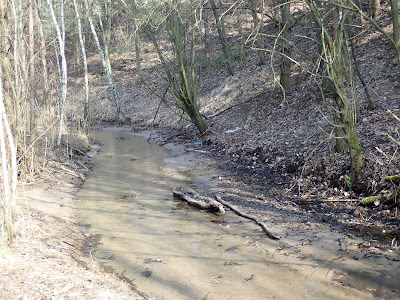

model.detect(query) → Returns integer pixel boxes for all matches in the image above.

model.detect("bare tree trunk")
[97,0,112,76]
[307,0,363,188]
[144,0,207,134]
[390,0,400,65]
[329,0,346,153]
[28,0,34,84]
[0,67,12,245]
[10,0,20,139]
[280,0,291,91]
[35,3,49,110]
[330,0,338,42]
[0,67,17,207]
[237,2,244,61]
[202,0,211,63]
[0,0,5,47]
[0,66,18,245]
[28,0,35,132]
[0,0,11,88]
[210,0,234,75]
[17,0,27,97]
[46,0,68,148]
[314,0,324,75]
[131,0,142,81]
[251,0,266,65]
[83,0,123,122]
[72,0,90,133]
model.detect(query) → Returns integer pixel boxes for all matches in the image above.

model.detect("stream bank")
[74,128,371,299]
[1,172,145,299]
[137,126,400,299]
[2,125,399,299]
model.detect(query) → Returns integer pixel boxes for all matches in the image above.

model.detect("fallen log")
[361,190,400,206]
[360,174,400,206]
[173,188,225,213]
[215,195,280,240]
[360,195,385,206]
[385,175,400,185]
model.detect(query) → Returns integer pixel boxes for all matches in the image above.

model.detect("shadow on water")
[74,129,372,300]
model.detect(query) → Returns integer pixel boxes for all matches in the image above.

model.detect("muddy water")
[74,129,366,300]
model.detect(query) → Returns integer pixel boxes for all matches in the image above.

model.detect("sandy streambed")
[10,126,400,299]
[73,127,397,299]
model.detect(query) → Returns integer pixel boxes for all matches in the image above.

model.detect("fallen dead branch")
[295,198,360,203]
[172,188,280,240]
[172,188,225,213]
[361,190,400,206]
[215,195,280,240]
[58,165,85,181]
[385,175,400,185]
[361,174,400,206]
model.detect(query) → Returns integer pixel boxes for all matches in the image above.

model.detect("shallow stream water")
[74,129,367,299]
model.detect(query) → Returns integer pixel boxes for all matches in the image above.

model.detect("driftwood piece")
[173,188,225,213]
[215,195,280,240]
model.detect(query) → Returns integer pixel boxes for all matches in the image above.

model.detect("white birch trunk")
[46,0,68,147]
[83,0,123,122]
[0,66,17,244]
[72,0,90,132]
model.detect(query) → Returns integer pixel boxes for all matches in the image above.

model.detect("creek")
[74,128,367,300]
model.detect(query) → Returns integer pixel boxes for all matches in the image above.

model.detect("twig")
[58,165,85,180]
[215,195,280,240]
[17,118,59,164]
[287,127,335,195]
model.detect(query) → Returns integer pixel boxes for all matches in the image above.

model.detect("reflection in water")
[74,129,360,300]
